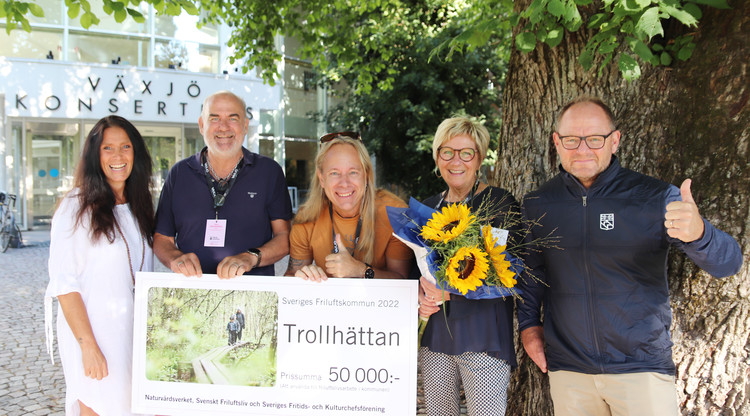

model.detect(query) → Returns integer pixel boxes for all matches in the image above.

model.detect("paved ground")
[0,231,449,415]
[0,231,65,416]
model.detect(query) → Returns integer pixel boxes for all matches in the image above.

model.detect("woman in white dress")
[45,116,154,415]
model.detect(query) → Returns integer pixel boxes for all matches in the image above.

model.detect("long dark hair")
[73,116,154,246]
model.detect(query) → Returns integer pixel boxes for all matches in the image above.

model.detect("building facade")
[1,0,328,230]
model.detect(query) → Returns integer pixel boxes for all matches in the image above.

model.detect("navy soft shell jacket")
[518,157,742,375]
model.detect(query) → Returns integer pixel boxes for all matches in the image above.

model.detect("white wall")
[1,57,279,124]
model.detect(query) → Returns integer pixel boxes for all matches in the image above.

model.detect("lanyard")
[329,203,362,255]
[202,151,242,218]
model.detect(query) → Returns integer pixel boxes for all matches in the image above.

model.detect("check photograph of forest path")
[145,287,278,387]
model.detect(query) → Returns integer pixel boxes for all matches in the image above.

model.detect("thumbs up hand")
[665,179,705,242]
[325,233,367,278]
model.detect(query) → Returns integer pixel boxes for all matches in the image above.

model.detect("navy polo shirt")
[155,147,293,275]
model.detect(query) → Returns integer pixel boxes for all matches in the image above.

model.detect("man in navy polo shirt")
[154,90,293,278]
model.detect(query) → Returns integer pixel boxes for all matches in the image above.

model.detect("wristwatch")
[364,262,374,279]
[247,248,262,267]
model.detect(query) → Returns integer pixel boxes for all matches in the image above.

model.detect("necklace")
[435,179,480,209]
[206,154,240,187]
[114,219,145,286]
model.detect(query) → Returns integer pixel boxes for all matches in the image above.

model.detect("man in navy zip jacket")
[518,96,743,416]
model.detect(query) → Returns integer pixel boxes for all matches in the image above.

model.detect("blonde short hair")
[432,116,490,164]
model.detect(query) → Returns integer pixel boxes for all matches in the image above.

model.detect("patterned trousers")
[420,347,510,416]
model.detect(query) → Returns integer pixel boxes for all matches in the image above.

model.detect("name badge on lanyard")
[204,219,227,247]
[201,150,242,248]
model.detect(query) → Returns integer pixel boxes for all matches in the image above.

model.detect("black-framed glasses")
[320,131,361,143]
[557,130,616,150]
[438,146,477,162]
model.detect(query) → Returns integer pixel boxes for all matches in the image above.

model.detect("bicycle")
[0,192,22,252]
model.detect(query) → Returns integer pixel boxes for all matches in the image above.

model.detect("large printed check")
[132,272,419,415]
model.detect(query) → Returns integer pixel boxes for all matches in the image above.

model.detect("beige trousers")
[548,370,679,416]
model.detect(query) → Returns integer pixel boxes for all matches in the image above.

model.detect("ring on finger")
[177,261,184,266]
[670,220,674,228]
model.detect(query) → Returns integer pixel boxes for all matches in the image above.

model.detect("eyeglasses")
[438,146,477,162]
[557,130,616,150]
[320,131,361,143]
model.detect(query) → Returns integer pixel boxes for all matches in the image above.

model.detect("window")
[68,32,149,66]
[0,29,62,60]
[28,0,63,25]
[155,12,218,44]
[284,140,317,204]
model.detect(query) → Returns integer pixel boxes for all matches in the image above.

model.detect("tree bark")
[496,1,750,415]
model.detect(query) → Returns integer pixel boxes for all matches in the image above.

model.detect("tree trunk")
[496,1,750,415]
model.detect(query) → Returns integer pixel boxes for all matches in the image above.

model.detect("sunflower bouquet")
[386,196,529,344]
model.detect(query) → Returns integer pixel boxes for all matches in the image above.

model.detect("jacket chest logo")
[600,213,615,230]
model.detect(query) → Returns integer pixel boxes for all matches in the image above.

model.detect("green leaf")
[165,2,179,15]
[660,51,673,65]
[516,32,537,53]
[180,1,199,15]
[523,0,546,18]
[114,8,126,22]
[547,0,565,18]
[545,27,564,47]
[688,0,730,9]
[67,2,81,19]
[677,42,696,60]
[536,28,547,42]
[21,18,31,32]
[598,53,614,77]
[574,0,593,4]
[80,11,92,28]
[579,49,594,70]
[634,6,664,40]
[127,8,145,23]
[623,0,650,11]
[563,4,582,31]
[28,3,44,17]
[152,0,166,14]
[598,39,618,54]
[651,43,664,51]
[510,12,521,27]
[526,0,547,24]
[588,13,608,29]
[79,0,91,13]
[465,28,491,47]
[620,20,634,34]
[683,3,702,19]
[660,3,698,26]
[630,38,654,62]
[618,53,641,81]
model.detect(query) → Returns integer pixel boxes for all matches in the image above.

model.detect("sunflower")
[445,246,489,295]
[482,225,517,288]
[421,203,476,243]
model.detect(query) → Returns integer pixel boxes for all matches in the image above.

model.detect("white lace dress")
[45,192,153,415]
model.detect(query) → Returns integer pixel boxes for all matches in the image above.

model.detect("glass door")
[137,124,182,202]
[27,121,80,228]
